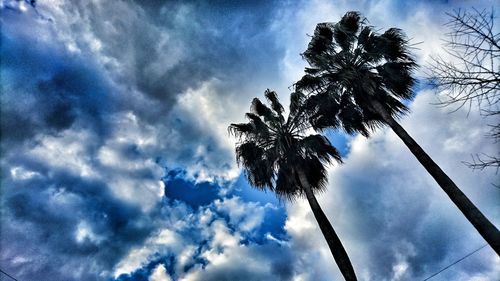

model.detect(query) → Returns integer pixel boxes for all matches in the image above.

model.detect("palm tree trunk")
[371,100,500,256]
[297,169,358,281]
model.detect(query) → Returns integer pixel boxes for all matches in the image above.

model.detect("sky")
[0,0,499,280]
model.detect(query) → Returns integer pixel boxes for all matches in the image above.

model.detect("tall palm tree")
[229,89,357,281]
[296,11,499,255]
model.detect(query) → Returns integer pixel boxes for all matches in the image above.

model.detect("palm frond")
[334,11,362,51]
[305,92,342,130]
[303,157,329,194]
[295,74,325,92]
[235,141,274,189]
[377,61,416,99]
[375,90,410,118]
[287,91,312,132]
[338,103,370,136]
[304,67,322,75]
[301,134,342,164]
[251,98,276,123]
[275,164,301,200]
[357,26,372,47]
[289,91,305,116]
[303,22,336,65]
[379,28,412,61]
[265,89,285,119]
[228,122,253,138]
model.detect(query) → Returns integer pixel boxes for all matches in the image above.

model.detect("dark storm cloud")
[1,165,155,281]
[48,0,284,118]
[6,0,286,179]
[1,5,157,280]
[0,3,291,275]
[5,1,497,281]
[0,27,113,150]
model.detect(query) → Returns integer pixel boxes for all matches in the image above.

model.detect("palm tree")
[229,89,358,281]
[296,11,499,255]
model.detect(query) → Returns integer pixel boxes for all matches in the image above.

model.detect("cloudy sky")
[1,0,499,280]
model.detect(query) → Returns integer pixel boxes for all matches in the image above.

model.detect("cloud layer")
[1,0,498,281]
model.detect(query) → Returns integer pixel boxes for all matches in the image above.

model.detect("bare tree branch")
[463,154,500,174]
[427,8,500,171]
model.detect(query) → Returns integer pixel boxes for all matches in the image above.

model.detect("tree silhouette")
[229,89,357,280]
[427,8,500,172]
[296,11,499,255]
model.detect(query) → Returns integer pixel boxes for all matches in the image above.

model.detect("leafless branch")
[463,153,500,174]
[427,8,500,111]
[427,8,500,171]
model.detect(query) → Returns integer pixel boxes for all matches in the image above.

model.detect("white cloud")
[109,191,296,281]
[75,220,104,244]
[23,115,165,212]
[149,264,173,281]
[180,225,292,281]
[214,197,266,232]
[10,166,41,180]
[113,226,187,278]
[167,79,245,183]
[29,129,98,178]
[283,199,342,281]
[96,112,165,210]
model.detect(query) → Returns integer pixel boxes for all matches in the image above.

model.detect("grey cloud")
[5,1,499,281]
[0,25,114,151]
[1,167,155,281]
[9,0,284,181]
[315,91,500,280]
[45,0,284,111]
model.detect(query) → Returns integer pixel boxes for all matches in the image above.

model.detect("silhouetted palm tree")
[229,89,357,280]
[296,11,499,255]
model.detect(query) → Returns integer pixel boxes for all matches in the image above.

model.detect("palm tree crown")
[229,89,342,200]
[297,11,417,136]
[296,11,500,255]
[229,90,358,280]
